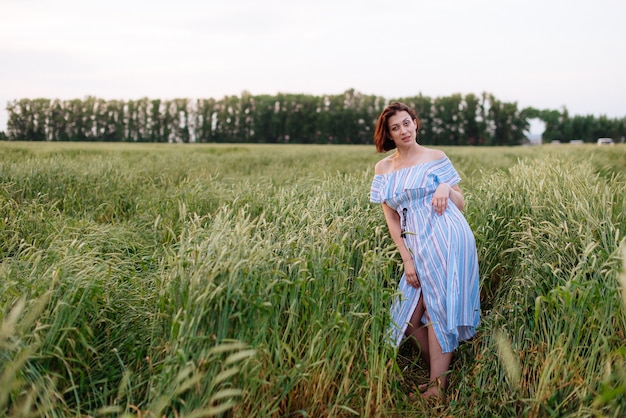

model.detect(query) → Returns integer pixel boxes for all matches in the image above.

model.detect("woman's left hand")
[432,183,451,215]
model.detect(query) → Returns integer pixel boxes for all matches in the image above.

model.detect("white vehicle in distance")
[597,137,615,145]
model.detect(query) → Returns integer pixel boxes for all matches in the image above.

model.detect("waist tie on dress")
[400,208,408,238]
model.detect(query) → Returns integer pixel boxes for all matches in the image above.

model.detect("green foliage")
[5,93,626,145]
[4,91,542,146]
[541,108,626,143]
[459,154,626,417]
[0,142,625,417]
[6,89,626,146]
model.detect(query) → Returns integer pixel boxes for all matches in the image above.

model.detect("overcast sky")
[1,0,625,133]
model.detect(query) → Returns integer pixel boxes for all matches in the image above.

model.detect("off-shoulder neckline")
[375,156,448,177]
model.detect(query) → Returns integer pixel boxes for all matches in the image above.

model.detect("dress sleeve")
[370,174,384,204]
[436,158,461,186]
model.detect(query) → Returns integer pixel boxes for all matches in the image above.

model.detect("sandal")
[407,381,431,400]
[421,378,446,403]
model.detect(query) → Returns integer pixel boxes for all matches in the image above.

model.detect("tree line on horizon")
[2,89,625,145]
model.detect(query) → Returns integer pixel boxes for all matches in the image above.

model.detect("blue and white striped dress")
[370,157,480,353]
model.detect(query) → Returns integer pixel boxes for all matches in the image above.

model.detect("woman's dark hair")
[374,102,421,153]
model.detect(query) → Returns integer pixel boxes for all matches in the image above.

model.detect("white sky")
[1,0,625,133]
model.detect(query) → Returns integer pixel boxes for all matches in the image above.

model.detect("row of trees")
[3,90,625,145]
[538,108,626,143]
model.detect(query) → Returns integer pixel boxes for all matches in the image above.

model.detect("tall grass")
[461,156,626,417]
[0,142,625,417]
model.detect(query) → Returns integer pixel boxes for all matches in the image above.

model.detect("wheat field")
[1,141,625,417]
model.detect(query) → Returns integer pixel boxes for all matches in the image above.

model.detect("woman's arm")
[433,183,464,214]
[382,203,420,288]
[449,184,464,211]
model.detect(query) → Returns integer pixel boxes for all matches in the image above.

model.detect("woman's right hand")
[404,258,420,288]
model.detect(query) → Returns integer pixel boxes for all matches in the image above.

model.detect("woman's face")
[387,110,417,146]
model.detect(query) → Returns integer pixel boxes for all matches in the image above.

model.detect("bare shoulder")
[423,148,447,161]
[374,156,394,175]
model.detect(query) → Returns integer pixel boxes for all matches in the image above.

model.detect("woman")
[369,102,480,400]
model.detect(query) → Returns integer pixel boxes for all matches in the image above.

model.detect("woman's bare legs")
[422,321,452,399]
[405,296,430,365]
[405,295,452,400]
